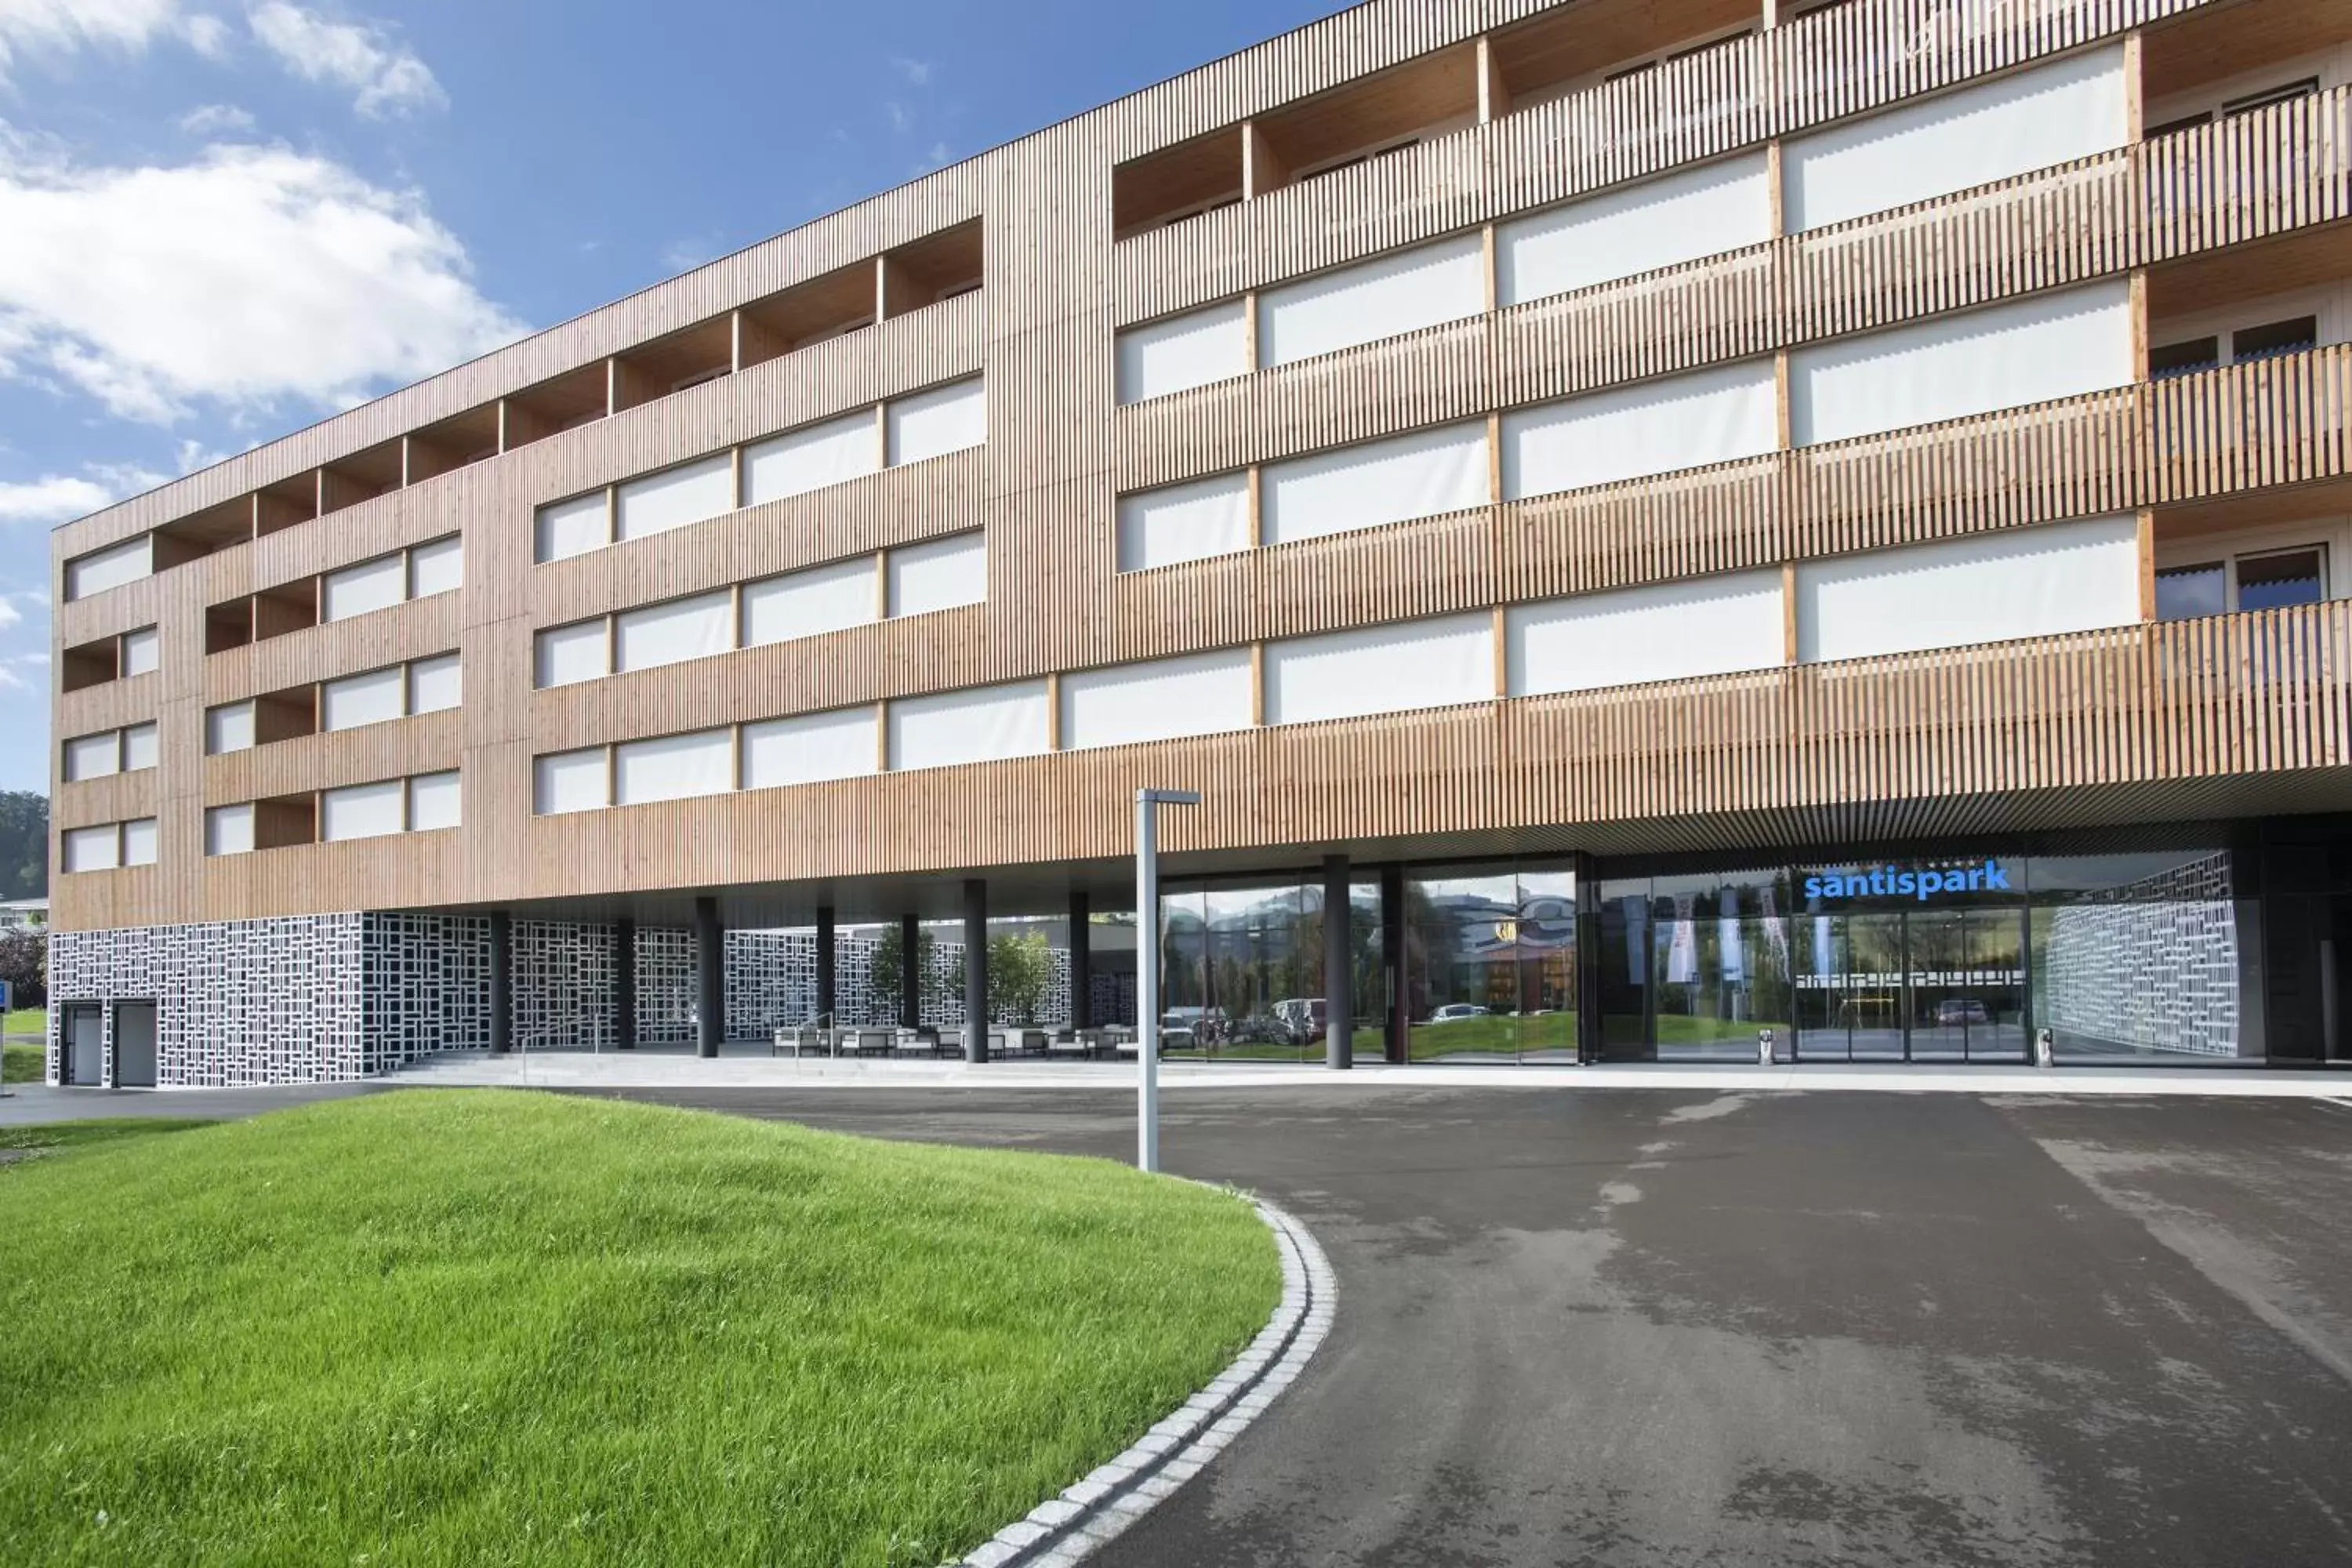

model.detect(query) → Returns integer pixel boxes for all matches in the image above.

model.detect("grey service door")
[114,1002,158,1088]
[65,1005,103,1086]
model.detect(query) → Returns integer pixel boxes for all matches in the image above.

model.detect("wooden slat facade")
[47,0,2349,931]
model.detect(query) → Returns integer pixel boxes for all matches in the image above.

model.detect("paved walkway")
[600,1083,2352,1567]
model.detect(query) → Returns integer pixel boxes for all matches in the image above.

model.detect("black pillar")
[964,878,989,1062]
[695,896,723,1058]
[1069,890,1091,1028]
[488,911,512,1054]
[815,906,837,1024]
[1381,862,1407,1065]
[898,913,921,1029]
[1324,855,1354,1070]
[615,918,637,1050]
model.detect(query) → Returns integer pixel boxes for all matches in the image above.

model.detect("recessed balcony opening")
[1487,0,1758,111]
[206,579,320,654]
[880,220,985,319]
[1112,128,1243,240]
[255,685,320,745]
[254,473,317,538]
[205,598,254,655]
[2142,0,2351,133]
[503,362,611,450]
[154,496,254,560]
[61,636,119,692]
[251,793,318,851]
[1246,43,1479,193]
[407,404,503,481]
[612,317,736,412]
[318,439,404,517]
[2151,478,2352,622]
[737,260,877,367]
[2146,224,2352,377]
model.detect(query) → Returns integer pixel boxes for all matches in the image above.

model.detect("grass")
[2,1039,41,1083]
[0,1091,1280,1566]
[0,1117,218,1156]
[2,1006,42,1035]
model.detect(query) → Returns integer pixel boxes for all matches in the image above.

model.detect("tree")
[987,931,1051,1025]
[0,927,46,1010]
[0,792,46,902]
[867,925,935,1023]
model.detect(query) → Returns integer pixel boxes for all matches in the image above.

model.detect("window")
[205,803,256,856]
[1059,649,1254,751]
[63,733,122,782]
[64,535,152,601]
[2154,562,2226,621]
[741,558,877,647]
[1261,423,1489,546]
[408,653,463,714]
[885,533,987,617]
[2146,111,2212,138]
[1257,235,1485,368]
[121,626,161,677]
[1504,360,1777,497]
[535,619,612,688]
[408,771,462,831]
[2222,78,2318,118]
[742,410,880,504]
[321,666,406,731]
[1498,153,1773,306]
[2237,548,2326,612]
[886,379,986,466]
[122,817,158,867]
[1262,614,1494,725]
[1116,302,1250,404]
[62,825,121,873]
[321,553,407,622]
[122,722,158,771]
[321,779,407,842]
[1117,473,1252,572]
[1508,572,1785,696]
[615,454,734,543]
[2230,317,2318,365]
[740,707,879,789]
[408,535,463,597]
[206,701,257,755]
[887,681,1051,771]
[2150,337,2220,379]
[533,748,610,815]
[615,590,733,673]
[1795,515,2141,662]
[615,729,735,804]
[536,492,612,563]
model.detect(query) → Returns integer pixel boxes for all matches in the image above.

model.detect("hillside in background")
[0,793,45,901]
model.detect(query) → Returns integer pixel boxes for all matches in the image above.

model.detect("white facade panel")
[1116,301,1250,403]
[615,590,735,673]
[1508,572,1787,696]
[1059,648,1255,751]
[1258,234,1486,368]
[534,619,611,688]
[408,653,462,714]
[742,411,880,504]
[321,553,408,622]
[1264,613,1494,726]
[121,817,158,867]
[408,535,463,598]
[887,532,988,617]
[1788,281,2134,445]
[408,771,462,831]
[535,492,611,563]
[615,453,734,543]
[206,701,256,756]
[321,779,406,842]
[615,729,735,805]
[121,722,159,771]
[1796,514,2143,662]
[66,535,152,600]
[1784,44,2129,231]
[120,626,161,677]
[1116,473,1253,572]
[1262,423,1490,546]
[64,733,120,782]
[887,378,987,466]
[741,707,880,790]
[1504,360,1779,499]
[205,803,256,855]
[1499,151,1773,304]
[63,825,120,873]
[741,558,877,647]
[321,666,407,731]
[887,681,1051,772]
[533,748,610,815]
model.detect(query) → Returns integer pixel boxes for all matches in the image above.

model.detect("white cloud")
[0,135,526,423]
[0,597,20,630]
[247,2,444,118]
[0,473,114,524]
[0,0,217,72]
[177,101,256,136]
[0,653,49,691]
[890,56,931,86]
[884,100,911,134]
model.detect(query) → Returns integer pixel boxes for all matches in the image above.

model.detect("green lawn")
[2,1040,42,1083]
[2,1006,41,1035]
[0,1091,1279,1566]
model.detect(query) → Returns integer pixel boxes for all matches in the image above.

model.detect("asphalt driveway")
[602,1084,2352,1567]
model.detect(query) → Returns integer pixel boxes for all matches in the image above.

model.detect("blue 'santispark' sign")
[1803,859,2012,903]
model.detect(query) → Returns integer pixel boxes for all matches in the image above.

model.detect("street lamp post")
[1134,786,1200,1173]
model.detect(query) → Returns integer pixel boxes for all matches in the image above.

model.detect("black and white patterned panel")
[635,927,697,1043]
[512,920,618,1051]
[362,914,494,1069]
[2043,850,2242,1058]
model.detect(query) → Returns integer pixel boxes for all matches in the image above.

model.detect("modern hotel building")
[44,0,2352,1084]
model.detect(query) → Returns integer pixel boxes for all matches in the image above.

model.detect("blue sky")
[0,0,1341,792]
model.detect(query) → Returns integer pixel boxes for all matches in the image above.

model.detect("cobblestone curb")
[949,1192,1334,1567]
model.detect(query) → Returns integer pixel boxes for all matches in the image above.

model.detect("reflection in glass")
[2236,548,2324,612]
[1407,869,1522,1061]
[2029,848,2252,1062]
[1516,869,1579,1062]
[2154,562,2226,621]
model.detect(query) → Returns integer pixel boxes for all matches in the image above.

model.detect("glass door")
[1909,908,2029,1062]
[1794,914,1906,1061]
